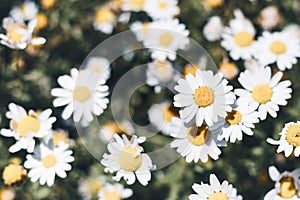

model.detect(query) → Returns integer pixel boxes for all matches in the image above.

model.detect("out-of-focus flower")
[10,1,38,22]
[283,24,300,40]
[99,121,133,143]
[24,142,74,187]
[2,163,27,186]
[98,183,133,200]
[51,68,109,123]
[174,69,235,127]
[142,19,190,61]
[44,129,74,148]
[35,13,48,30]
[244,58,260,70]
[93,6,116,34]
[148,101,179,135]
[221,9,256,60]
[203,0,224,9]
[85,57,111,81]
[0,103,56,153]
[78,176,106,200]
[219,99,260,143]
[130,21,150,41]
[121,0,146,12]
[0,17,46,49]
[189,174,243,200]
[170,117,226,163]
[144,0,180,20]
[0,188,15,200]
[235,66,292,120]
[253,31,300,71]
[40,0,56,9]
[146,60,179,93]
[267,121,300,158]
[258,5,281,30]
[218,59,239,80]
[182,57,208,77]
[101,135,155,186]
[264,166,300,200]
[203,16,223,41]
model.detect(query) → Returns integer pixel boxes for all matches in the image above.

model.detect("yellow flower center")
[129,0,145,9]
[41,154,57,168]
[208,192,229,200]
[118,147,142,172]
[52,131,68,147]
[278,176,297,198]
[163,106,178,122]
[252,84,273,104]
[159,32,173,46]
[285,124,300,147]
[219,61,238,79]
[194,86,215,107]
[2,164,26,185]
[94,7,115,24]
[187,125,209,146]
[158,1,167,9]
[7,24,26,43]
[73,86,91,103]
[270,41,287,55]
[154,61,169,77]
[226,110,242,125]
[104,189,121,200]
[35,13,48,30]
[234,31,254,47]
[16,115,40,137]
[204,0,224,8]
[40,0,56,9]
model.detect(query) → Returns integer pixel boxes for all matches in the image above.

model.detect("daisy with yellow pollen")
[253,31,300,71]
[93,6,116,34]
[2,163,27,186]
[99,121,133,143]
[148,101,179,135]
[170,117,226,163]
[146,60,180,93]
[264,166,300,200]
[267,121,300,157]
[121,0,146,12]
[51,68,109,123]
[0,103,56,153]
[10,1,38,21]
[98,183,133,200]
[143,19,190,61]
[24,142,74,187]
[221,9,256,61]
[235,66,292,120]
[144,0,180,20]
[219,99,260,143]
[78,176,106,200]
[189,174,243,200]
[174,69,235,127]
[0,17,46,49]
[101,134,155,186]
[85,56,111,81]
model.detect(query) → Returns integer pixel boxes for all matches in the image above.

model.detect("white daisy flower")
[130,21,151,41]
[182,56,208,77]
[0,103,56,153]
[101,134,155,186]
[267,121,300,157]
[85,56,111,81]
[174,69,236,127]
[283,24,300,40]
[235,66,292,120]
[257,5,281,30]
[148,101,178,135]
[253,31,300,71]
[142,19,190,61]
[144,0,180,20]
[189,174,243,200]
[44,129,74,148]
[146,60,180,93]
[203,16,224,42]
[78,176,106,200]
[24,142,74,187]
[121,0,146,12]
[219,99,260,143]
[99,121,134,143]
[98,183,133,200]
[221,9,256,60]
[264,166,300,200]
[0,17,46,49]
[218,59,239,80]
[51,68,109,123]
[170,117,226,163]
[10,1,38,22]
[93,6,116,34]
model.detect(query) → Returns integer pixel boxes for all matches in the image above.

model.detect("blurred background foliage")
[0,0,300,199]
